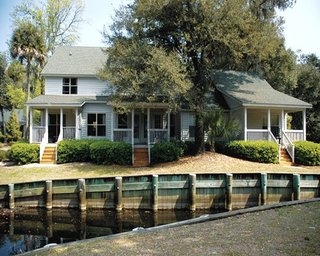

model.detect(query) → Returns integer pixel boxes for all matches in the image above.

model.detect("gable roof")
[213,70,312,109]
[42,46,106,77]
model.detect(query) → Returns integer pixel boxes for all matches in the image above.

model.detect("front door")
[48,114,65,143]
[134,113,147,145]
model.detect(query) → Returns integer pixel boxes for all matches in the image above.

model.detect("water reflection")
[0,208,219,255]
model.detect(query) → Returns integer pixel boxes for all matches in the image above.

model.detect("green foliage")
[0,150,8,161]
[151,141,183,163]
[294,141,320,166]
[6,111,22,142]
[225,140,279,163]
[57,140,94,164]
[89,141,132,165]
[8,143,39,165]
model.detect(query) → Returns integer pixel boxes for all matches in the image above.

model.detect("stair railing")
[268,130,281,163]
[39,130,48,161]
[281,131,295,163]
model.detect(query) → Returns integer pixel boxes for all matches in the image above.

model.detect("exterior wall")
[180,111,195,141]
[80,103,113,140]
[45,77,109,96]
[46,109,75,126]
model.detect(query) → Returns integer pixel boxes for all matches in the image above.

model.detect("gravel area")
[28,201,320,256]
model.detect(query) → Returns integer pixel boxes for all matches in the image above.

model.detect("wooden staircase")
[280,148,292,165]
[133,148,149,167]
[40,146,56,164]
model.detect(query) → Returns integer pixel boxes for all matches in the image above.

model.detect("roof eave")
[242,103,312,109]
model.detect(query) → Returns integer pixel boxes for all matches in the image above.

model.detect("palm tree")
[203,109,240,151]
[10,21,46,138]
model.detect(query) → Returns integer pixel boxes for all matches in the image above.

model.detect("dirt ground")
[0,152,319,185]
[28,201,320,256]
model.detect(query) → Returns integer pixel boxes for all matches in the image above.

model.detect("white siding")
[80,103,113,140]
[180,112,195,141]
[44,76,110,96]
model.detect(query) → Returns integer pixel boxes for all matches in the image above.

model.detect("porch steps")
[280,148,292,165]
[133,148,149,167]
[40,146,56,164]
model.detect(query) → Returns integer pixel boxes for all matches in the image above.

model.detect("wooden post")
[115,177,123,211]
[261,173,267,206]
[80,211,87,240]
[9,211,14,236]
[78,179,86,211]
[152,175,158,212]
[46,210,53,238]
[8,184,14,209]
[189,174,196,211]
[293,174,301,200]
[46,180,53,210]
[226,174,233,211]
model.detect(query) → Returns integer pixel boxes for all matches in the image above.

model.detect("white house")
[26,46,311,165]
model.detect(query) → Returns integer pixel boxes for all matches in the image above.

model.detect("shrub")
[8,143,39,165]
[225,140,278,164]
[294,141,320,166]
[0,150,8,161]
[90,141,131,165]
[151,141,183,163]
[57,140,95,164]
[6,111,22,142]
[183,141,198,156]
[0,142,3,148]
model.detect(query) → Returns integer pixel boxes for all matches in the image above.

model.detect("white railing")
[149,129,168,144]
[284,130,304,142]
[113,129,133,144]
[282,131,295,163]
[63,127,76,140]
[32,126,45,143]
[39,130,48,161]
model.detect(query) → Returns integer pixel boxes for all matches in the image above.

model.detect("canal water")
[0,208,221,255]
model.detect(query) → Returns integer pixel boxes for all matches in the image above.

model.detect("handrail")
[39,130,48,161]
[268,131,281,163]
[282,131,295,163]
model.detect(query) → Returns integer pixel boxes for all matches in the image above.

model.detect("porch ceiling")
[26,95,108,108]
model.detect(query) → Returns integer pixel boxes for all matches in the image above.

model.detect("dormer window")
[63,78,78,94]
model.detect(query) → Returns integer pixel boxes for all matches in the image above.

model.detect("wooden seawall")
[0,173,319,211]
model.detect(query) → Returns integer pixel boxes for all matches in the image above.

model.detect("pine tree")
[6,111,22,142]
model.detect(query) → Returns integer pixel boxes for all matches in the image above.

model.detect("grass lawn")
[0,152,319,185]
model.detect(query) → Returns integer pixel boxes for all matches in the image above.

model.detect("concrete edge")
[23,197,320,255]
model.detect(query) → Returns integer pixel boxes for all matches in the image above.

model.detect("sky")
[0,0,319,56]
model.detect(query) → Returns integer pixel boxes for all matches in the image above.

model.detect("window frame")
[62,77,78,95]
[87,113,106,137]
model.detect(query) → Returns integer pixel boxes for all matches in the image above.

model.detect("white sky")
[0,0,319,56]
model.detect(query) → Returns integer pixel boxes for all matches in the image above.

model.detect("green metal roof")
[42,46,106,77]
[26,95,108,107]
[213,70,312,109]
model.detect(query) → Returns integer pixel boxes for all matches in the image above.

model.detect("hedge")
[151,141,183,163]
[89,141,131,165]
[57,140,94,164]
[225,140,279,164]
[0,150,8,161]
[294,141,320,166]
[8,143,39,165]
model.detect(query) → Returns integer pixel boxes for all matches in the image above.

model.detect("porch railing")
[149,129,168,144]
[63,127,76,140]
[113,129,133,144]
[247,130,269,141]
[282,131,295,163]
[284,130,304,142]
[32,126,45,143]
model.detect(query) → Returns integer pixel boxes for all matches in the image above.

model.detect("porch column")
[244,107,247,141]
[29,108,33,144]
[75,108,79,139]
[281,110,285,133]
[284,112,288,130]
[147,108,150,164]
[267,109,271,141]
[131,108,134,145]
[110,109,114,141]
[303,109,307,141]
[60,108,63,140]
[167,110,171,141]
[45,108,49,143]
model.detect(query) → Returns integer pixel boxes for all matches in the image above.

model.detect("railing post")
[189,174,196,211]
[152,175,158,212]
[78,179,86,211]
[226,174,233,211]
[293,174,300,201]
[46,180,53,210]
[8,184,14,210]
[115,177,123,211]
[261,173,267,206]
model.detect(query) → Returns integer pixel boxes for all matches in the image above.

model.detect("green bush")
[6,111,22,142]
[0,142,3,148]
[0,150,8,161]
[151,141,183,163]
[90,141,132,165]
[8,143,39,165]
[294,141,320,166]
[225,140,279,163]
[57,140,95,164]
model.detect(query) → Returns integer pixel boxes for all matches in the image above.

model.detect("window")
[87,113,106,136]
[63,78,78,94]
[118,114,128,129]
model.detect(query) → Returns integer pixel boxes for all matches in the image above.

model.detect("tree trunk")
[194,110,205,154]
[24,60,31,139]
[0,108,7,143]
